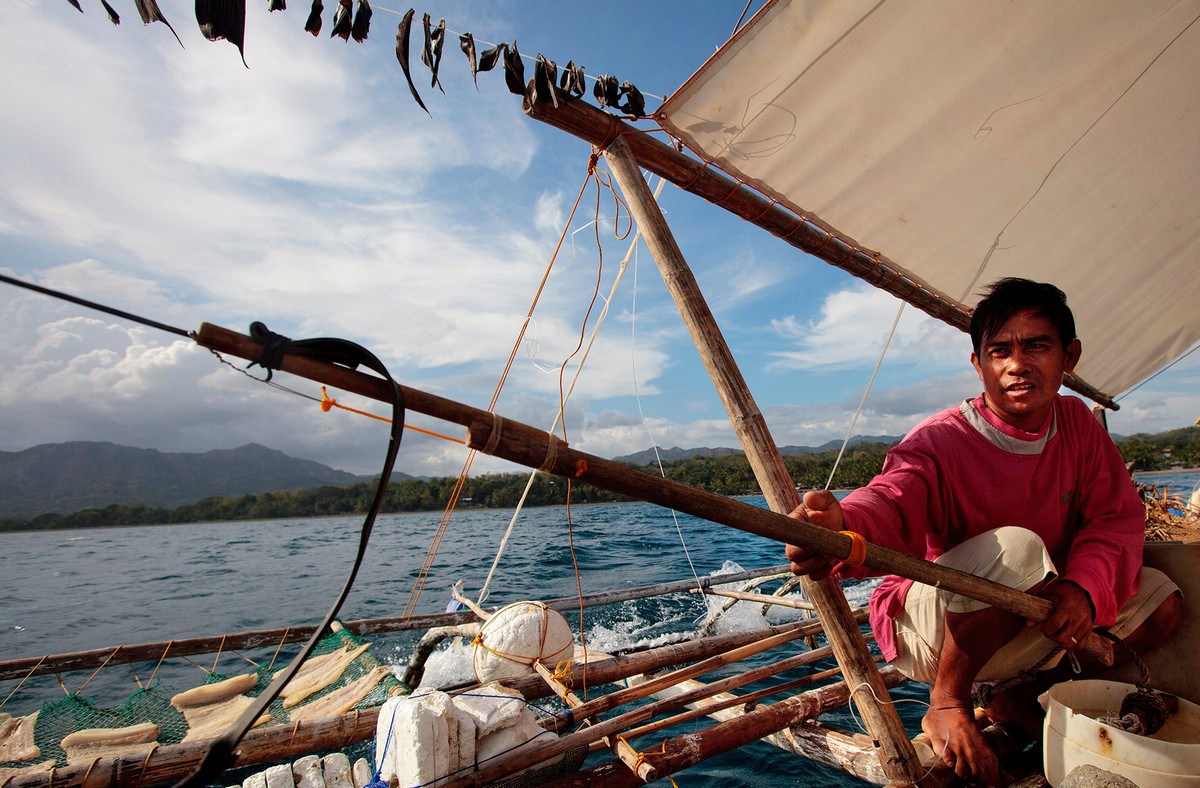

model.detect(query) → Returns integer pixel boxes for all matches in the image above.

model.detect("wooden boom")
[192,322,1113,665]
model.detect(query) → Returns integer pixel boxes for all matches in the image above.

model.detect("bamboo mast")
[600,137,924,785]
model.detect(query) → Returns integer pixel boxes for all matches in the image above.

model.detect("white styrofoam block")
[451,683,526,737]
[263,764,295,788]
[292,755,325,788]
[322,753,353,788]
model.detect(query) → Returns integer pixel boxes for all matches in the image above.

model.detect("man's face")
[970,308,1082,432]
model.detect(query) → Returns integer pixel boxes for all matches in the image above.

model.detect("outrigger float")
[4,1,1200,786]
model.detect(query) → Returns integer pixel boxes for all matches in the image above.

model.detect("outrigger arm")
[194,323,1117,667]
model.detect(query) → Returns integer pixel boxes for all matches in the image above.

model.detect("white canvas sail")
[660,0,1200,399]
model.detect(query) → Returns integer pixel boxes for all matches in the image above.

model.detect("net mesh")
[0,625,407,777]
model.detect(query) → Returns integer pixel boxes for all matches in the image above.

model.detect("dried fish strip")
[61,722,160,766]
[275,643,371,708]
[287,666,388,724]
[0,712,40,762]
[171,672,259,709]
[180,694,270,743]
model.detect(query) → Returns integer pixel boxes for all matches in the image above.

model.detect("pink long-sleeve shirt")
[837,394,1145,661]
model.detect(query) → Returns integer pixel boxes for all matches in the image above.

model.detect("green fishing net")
[0,626,407,779]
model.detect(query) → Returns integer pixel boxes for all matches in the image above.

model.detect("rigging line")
[475,175,666,608]
[402,163,599,620]
[627,208,704,599]
[825,302,905,491]
[1115,341,1200,402]
[0,272,192,338]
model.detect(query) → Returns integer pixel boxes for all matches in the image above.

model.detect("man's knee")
[1128,589,1184,651]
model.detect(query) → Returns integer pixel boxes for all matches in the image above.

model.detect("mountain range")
[2,437,905,520]
[611,435,902,466]
[0,442,394,519]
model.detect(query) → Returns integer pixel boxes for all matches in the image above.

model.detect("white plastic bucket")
[1040,679,1200,787]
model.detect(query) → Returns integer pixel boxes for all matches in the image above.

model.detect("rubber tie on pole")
[574,460,588,477]
[540,435,563,472]
[839,531,868,567]
[482,413,503,456]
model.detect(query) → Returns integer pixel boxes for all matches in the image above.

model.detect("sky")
[2,0,1198,480]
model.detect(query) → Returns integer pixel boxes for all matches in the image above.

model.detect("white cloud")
[768,284,969,371]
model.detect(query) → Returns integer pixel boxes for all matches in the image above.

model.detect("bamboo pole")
[520,95,1116,410]
[601,136,923,785]
[694,587,817,610]
[533,662,654,782]
[501,617,845,701]
[541,667,912,788]
[191,323,1115,670]
[0,565,789,681]
[542,620,819,728]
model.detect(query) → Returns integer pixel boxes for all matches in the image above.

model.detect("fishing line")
[846,681,946,784]
[1115,341,1200,402]
[0,271,192,338]
[824,301,904,490]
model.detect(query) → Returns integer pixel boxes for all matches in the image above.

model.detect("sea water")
[2,472,1195,786]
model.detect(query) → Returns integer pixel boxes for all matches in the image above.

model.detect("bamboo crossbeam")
[0,565,789,681]
[450,637,879,787]
[542,619,819,729]
[192,322,1114,669]
[618,663,853,745]
[693,587,817,610]
[520,95,1116,410]
[502,617,844,701]
[533,663,654,782]
[542,667,911,788]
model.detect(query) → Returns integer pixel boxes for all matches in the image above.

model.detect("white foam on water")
[414,638,476,689]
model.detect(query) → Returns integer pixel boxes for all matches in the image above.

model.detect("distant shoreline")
[1136,467,1200,478]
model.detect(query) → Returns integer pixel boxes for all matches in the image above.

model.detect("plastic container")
[1040,679,1200,786]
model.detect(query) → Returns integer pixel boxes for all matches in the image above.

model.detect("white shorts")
[890,526,1180,684]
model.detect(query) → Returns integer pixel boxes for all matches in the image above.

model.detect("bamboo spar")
[191,323,1114,659]
[599,137,923,784]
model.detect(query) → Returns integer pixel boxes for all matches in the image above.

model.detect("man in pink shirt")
[786,278,1183,787]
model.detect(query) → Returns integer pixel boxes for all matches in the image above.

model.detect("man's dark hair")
[969,278,1076,355]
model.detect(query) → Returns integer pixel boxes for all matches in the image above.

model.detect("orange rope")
[76,647,120,695]
[145,641,173,688]
[401,161,600,620]
[319,387,466,444]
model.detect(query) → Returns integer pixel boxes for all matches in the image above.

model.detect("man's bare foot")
[921,705,1001,786]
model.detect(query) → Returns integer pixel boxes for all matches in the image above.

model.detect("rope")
[839,530,868,567]
[475,177,663,608]
[319,386,466,444]
[400,162,598,621]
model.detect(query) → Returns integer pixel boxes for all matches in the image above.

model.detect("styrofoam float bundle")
[472,601,575,683]
[374,684,559,786]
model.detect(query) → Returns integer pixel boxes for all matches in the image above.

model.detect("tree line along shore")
[3,426,1198,532]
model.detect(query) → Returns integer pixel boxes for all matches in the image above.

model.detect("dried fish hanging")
[195,0,248,66]
[63,3,647,121]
